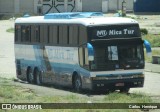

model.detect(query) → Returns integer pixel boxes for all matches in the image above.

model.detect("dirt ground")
[0,20,16,78]
[135,14,160,34]
[107,13,160,34]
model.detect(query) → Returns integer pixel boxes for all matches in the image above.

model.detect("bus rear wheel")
[27,68,34,83]
[35,70,42,85]
[74,75,82,92]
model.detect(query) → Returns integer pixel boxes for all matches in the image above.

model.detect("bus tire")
[109,89,115,93]
[27,68,34,83]
[73,75,82,92]
[120,88,130,93]
[35,69,42,85]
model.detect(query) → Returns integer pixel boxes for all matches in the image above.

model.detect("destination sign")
[89,24,141,39]
[96,29,135,37]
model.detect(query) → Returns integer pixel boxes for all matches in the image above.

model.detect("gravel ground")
[0,20,16,79]
[127,14,160,34]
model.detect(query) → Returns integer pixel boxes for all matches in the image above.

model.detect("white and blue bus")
[15,12,151,92]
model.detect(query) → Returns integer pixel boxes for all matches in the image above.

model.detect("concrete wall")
[44,0,133,13]
[108,0,133,12]
[0,0,14,13]
[81,0,133,12]
[82,0,102,12]
[0,0,38,14]
[0,0,134,14]
[19,0,34,13]
[42,0,76,13]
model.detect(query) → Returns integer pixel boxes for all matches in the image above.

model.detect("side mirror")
[144,40,152,57]
[87,43,94,61]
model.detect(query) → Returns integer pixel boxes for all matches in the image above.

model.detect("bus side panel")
[15,44,93,89]
[79,67,92,90]
[45,46,93,89]
[15,44,43,81]
[44,46,93,89]
[45,46,80,86]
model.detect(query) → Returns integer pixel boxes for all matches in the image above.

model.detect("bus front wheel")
[74,75,82,92]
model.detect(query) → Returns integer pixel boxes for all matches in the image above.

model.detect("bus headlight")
[133,74,144,78]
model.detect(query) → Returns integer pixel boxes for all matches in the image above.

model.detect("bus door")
[78,43,95,70]
[78,43,94,88]
[79,44,89,70]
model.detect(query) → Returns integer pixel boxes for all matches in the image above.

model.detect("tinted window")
[49,25,58,44]
[69,25,79,45]
[35,26,40,42]
[21,25,31,42]
[39,25,48,43]
[15,25,21,42]
[79,26,87,45]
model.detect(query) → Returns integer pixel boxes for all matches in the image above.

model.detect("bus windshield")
[90,44,144,71]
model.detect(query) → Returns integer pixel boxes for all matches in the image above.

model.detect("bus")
[14,12,151,92]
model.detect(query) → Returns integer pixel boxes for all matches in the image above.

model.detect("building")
[0,0,134,14]
[43,0,134,13]
[0,0,39,14]
[134,0,160,13]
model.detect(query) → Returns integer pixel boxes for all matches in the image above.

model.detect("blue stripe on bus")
[33,45,46,70]
[96,72,143,77]
[18,58,142,78]
[18,59,79,73]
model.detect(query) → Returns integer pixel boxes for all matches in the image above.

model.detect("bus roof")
[15,12,138,26]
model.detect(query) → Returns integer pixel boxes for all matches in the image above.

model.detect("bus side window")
[69,26,74,44]
[40,25,44,43]
[49,26,53,43]
[49,25,58,44]
[39,25,49,43]
[73,25,79,45]
[79,26,87,45]
[59,25,69,45]
[59,26,63,44]
[31,25,34,42]
[35,26,40,42]
[69,25,79,45]
[21,25,31,42]
[31,25,39,43]
[15,25,21,42]
[43,25,48,43]
[62,25,68,45]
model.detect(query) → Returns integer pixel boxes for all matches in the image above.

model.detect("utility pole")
[37,0,43,15]
[122,0,126,16]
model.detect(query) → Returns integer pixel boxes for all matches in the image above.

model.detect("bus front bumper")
[91,77,144,91]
